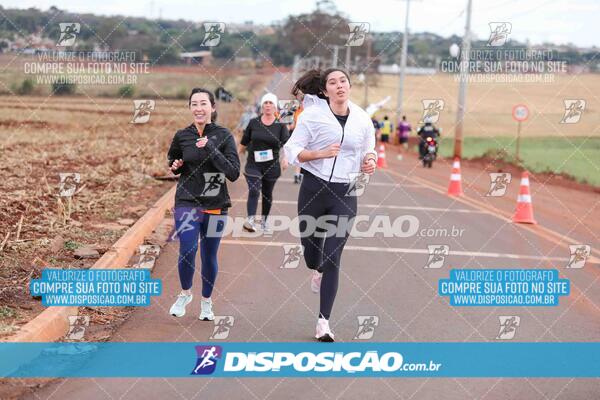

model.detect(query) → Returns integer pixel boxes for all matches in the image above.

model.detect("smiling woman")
[166,87,240,322]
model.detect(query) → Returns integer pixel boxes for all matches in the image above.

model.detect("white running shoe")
[315,317,335,342]
[169,293,193,317]
[310,270,323,293]
[243,216,257,232]
[261,220,273,235]
[199,298,215,321]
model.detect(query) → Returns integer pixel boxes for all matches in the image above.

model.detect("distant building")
[180,50,213,65]
[9,34,53,51]
[378,64,437,75]
[227,21,275,35]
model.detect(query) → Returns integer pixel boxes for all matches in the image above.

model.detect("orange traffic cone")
[447,157,463,196]
[377,144,387,169]
[513,171,536,224]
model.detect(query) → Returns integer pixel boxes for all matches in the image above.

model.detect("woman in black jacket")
[167,87,240,321]
[238,92,289,234]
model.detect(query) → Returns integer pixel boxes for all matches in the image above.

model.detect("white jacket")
[284,95,377,183]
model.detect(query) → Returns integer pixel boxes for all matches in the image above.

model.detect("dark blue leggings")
[174,207,226,298]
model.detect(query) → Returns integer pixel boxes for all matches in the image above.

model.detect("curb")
[4,185,176,343]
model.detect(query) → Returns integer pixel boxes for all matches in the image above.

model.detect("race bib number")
[254,149,274,162]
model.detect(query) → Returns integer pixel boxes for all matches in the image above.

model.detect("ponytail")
[291,68,351,101]
[292,69,324,99]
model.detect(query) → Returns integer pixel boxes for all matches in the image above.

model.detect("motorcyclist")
[417,121,440,159]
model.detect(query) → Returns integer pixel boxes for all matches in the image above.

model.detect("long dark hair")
[291,68,351,101]
[188,87,217,122]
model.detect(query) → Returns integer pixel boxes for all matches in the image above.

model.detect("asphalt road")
[25,146,600,399]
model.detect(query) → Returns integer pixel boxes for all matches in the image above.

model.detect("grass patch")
[0,306,18,319]
[437,136,600,186]
[64,240,79,251]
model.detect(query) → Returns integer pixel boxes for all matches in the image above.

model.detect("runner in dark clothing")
[167,87,240,321]
[239,93,290,234]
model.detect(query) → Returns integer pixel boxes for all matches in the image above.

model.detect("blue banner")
[29,269,162,306]
[438,269,569,306]
[0,343,598,378]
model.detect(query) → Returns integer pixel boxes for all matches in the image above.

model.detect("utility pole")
[454,0,473,159]
[363,36,372,108]
[332,45,339,68]
[345,45,351,72]
[396,0,411,126]
[292,54,300,83]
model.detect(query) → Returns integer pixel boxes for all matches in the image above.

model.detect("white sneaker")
[315,317,335,342]
[169,293,193,317]
[261,220,273,235]
[243,217,257,232]
[199,298,215,321]
[310,270,323,293]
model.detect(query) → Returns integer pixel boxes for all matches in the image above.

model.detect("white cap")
[261,92,278,106]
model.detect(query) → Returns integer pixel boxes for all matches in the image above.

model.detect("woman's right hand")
[319,144,340,159]
[170,159,184,171]
[297,144,340,163]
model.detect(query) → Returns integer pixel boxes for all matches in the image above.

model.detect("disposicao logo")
[191,347,442,375]
[222,351,406,373]
[191,345,222,375]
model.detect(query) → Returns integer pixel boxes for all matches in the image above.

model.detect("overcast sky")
[3,0,598,48]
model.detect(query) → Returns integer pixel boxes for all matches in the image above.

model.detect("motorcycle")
[422,136,438,168]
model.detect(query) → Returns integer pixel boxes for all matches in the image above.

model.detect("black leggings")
[297,170,357,320]
[245,174,277,218]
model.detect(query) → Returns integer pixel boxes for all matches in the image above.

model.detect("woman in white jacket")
[284,69,377,341]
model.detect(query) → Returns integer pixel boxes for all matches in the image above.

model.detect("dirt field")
[0,54,275,101]
[353,73,599,186]
[0,51,274,336]
[0,88,265,336]
[355,73,600,137]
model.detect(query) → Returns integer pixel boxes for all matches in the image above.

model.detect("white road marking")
[230,199,486,214]
[220,239,571,262]
[278,178,425,188]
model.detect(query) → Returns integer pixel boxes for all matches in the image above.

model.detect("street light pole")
[363,36,372,108]
[345,45,351,72]
[454,0,473,159]
[396,0,411,126]
[332,45,339,68]
[292,54,300,83]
